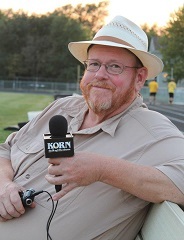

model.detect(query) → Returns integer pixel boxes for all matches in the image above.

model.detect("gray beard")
[88,99,112,113]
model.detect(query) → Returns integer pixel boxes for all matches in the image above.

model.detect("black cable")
[21,189,58,240]
[47,201,59,240]
[42,191,59,240]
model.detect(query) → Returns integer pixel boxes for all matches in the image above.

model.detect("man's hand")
[45,151,103,201]
[0,182,35,222]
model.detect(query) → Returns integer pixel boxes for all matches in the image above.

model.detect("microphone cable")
[46,193,59,240]
[22,190,58,240]
[41,191,59,240]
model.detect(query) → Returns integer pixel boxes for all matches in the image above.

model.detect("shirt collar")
[60,95,146,137]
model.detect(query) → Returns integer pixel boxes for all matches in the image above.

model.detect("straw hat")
[68,15,163,80]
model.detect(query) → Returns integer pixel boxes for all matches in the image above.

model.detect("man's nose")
[95,64,109,78]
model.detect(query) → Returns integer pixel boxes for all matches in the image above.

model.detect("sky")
[0,0,183,27]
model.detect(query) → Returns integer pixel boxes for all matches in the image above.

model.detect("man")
[148,78,159,105]
[168,79,177,104]
[0,16,184,240]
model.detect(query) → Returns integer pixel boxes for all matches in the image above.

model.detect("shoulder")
[23,94,85,127]
[54,94,86,112]
[128,106,182,140]
[42,94,85,111]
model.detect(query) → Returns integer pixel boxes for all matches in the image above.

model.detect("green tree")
[20,14,53,78]
[0,10,30,78]
[142,23,161,49]
[53,1,109,36]
[159,5,184,82]
[0,2,109,82]
[0,10,9,77]
[45,14,90,81]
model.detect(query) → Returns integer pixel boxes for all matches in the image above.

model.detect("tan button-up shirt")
[0,95,184,240]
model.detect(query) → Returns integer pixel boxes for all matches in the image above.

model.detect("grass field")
[0,92,53,143]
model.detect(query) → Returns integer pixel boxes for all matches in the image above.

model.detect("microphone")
[44,115,74,158]
[44,115,74,192]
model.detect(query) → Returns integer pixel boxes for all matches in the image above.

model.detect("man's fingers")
[0,195,24,220]
[45,174,65,185]
[9,191,25,214]
[52,183,77,201]
[0,202,13,221]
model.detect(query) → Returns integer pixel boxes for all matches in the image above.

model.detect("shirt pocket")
[12,132,46,178]
[13,131,86,214]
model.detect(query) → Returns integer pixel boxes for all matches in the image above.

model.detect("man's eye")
[90,62,99,67]
[109,63,121,69]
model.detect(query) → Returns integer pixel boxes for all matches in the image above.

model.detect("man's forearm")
[99,157,184,204]
[0,157,14,185]
[0,157,27,221]
[46,151,184,204]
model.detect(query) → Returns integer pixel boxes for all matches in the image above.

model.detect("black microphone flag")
[44,115,74,158]
[44,115,74,192]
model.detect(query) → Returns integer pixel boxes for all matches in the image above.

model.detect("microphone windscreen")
[49,115,68,137]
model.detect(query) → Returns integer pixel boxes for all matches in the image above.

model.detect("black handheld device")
[19,189,43,207]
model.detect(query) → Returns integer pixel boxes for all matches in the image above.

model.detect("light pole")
[171,67,174,79]
[170,59,174,80]
[76,65,81,93]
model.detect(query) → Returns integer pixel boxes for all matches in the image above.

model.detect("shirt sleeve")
[136,134,184,195]
[0,132,17,160]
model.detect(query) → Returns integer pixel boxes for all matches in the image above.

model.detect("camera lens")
[25,198,33,206]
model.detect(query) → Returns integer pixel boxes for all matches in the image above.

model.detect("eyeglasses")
[83,59,141,75]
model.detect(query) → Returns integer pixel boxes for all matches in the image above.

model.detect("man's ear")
[135,67,148,91]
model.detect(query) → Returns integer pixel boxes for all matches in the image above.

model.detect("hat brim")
[68,40,164,80]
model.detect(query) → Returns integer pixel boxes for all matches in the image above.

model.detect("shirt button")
[25,174,30,179]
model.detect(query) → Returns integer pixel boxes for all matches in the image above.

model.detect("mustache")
[88,81,115,91]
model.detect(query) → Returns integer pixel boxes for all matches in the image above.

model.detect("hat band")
[93,36,134,49]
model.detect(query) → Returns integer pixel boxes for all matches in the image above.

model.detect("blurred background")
[0,0,184,142]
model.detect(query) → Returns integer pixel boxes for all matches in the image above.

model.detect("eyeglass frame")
[83,59,142,75]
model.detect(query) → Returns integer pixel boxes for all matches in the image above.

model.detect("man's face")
[80,45,145,115]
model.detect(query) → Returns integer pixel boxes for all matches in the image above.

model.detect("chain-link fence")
[0,80,81,95]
